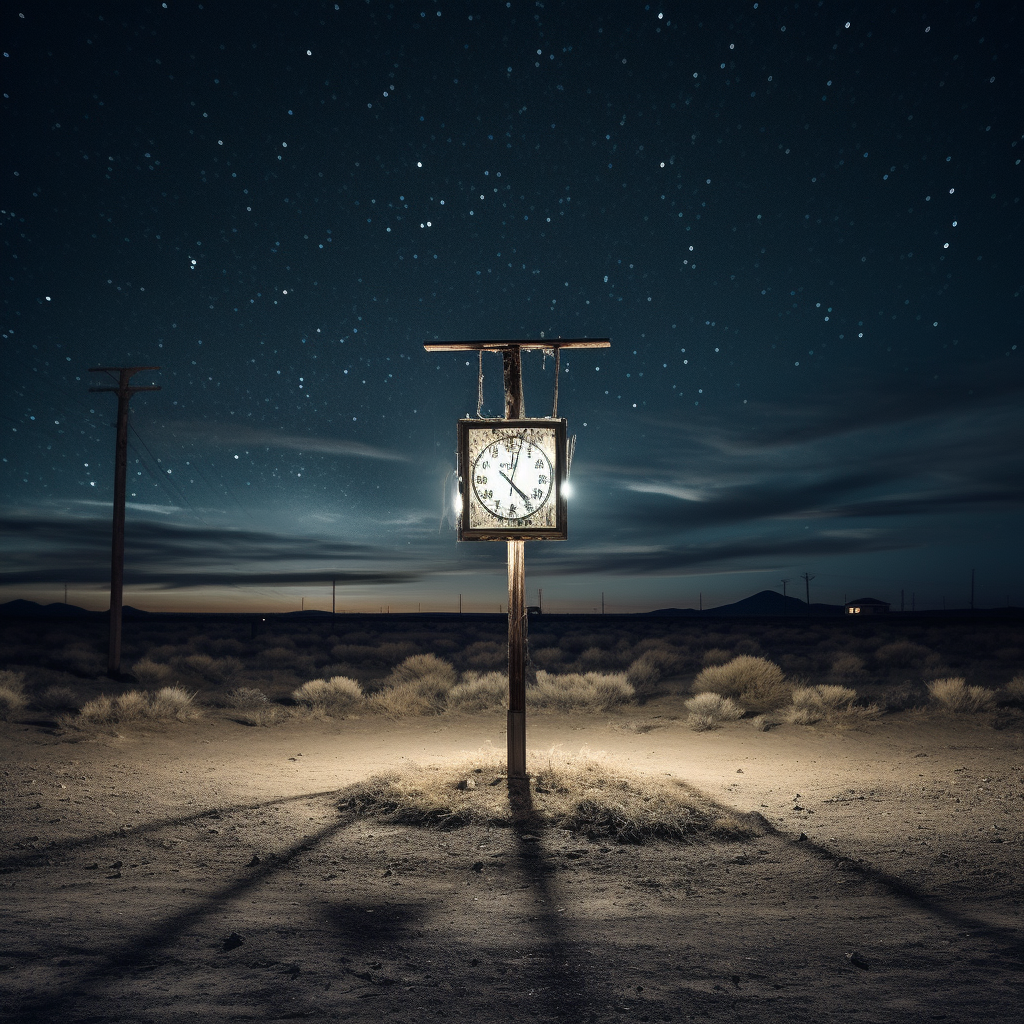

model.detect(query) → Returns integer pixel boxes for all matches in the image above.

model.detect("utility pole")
[601,591,605,615]
[332,578,336,620]
[800,572,815,615]
[780,578,791,598]
[538,587,543,614]
[64,582,68,606]
[89,366,160,678]
[459,593,463,614]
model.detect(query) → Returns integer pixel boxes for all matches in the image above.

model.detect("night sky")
[3,2,1021,613]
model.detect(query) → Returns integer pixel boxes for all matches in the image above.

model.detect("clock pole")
[423,338,610,785]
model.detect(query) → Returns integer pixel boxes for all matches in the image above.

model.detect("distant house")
[845,598,890,615]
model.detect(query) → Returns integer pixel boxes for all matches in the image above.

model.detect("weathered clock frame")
[457,418,568,541]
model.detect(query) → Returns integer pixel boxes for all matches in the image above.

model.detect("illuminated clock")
[457,418,568,541]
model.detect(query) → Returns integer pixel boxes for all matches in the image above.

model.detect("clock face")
[458,419,567,539]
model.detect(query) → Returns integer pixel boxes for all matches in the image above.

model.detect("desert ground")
[1,612,1022,1022]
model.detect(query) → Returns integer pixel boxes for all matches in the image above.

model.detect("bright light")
[562,481,574,500]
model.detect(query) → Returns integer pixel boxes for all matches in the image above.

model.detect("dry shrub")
[626,648,680,693]
[830,653,866,683]
[530,671,635,712]
[874,641,931,669]
[701,647,733,667]
[0,669,27,721]
[223,687,284,726]
[684,691,744,731]
[693,655,791,713]
[387,653,458,689]
[224,686,270,709]
[131,658,175,686]
[340,750,756,844]
[366,654,458,717]
[171,653,243,685]
[292,676,363,716]
[927,677,996,714]
[460,641,505,670]
[787,684,880,725]
[1004,674,1024,704]
[150,686,201,721]
[446,671,508,713]
[531,647,566,669]
[33,685,81,712]
[70,686,201,728]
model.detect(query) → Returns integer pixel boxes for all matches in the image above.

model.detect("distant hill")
[648,589,843,617]
[0,600,151,617]
[0,599,97,617]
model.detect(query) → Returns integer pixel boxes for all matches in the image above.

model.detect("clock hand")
[499,470,530,503]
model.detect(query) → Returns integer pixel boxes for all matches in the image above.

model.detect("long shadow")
[743,807,1022,954]
[503,775,598,1020]
[1,789,345,871]
[9,804,423,1023]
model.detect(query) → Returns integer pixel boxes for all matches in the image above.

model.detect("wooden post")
[507,538,527,778]
[88,366,160,679]
[502,345,527,777]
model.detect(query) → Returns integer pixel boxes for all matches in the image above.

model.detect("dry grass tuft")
[0,669,28,721]
[625,648,680,693]
[684,691,744,731]
[787,684,880,725]
[701,647,733,667]
[531,671,635,712]
[693,655,791,713]
[1002,674,1024,704]
[366,655,458,717]
[927,677,997,714]
[33,685,82,713]
[339,750,757,844]
[446,671,508,713]
[292,676,363,716]
[67,686,201,728]
[131,658,175,686]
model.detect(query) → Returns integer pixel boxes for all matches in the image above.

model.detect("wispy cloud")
[158,421,409,462]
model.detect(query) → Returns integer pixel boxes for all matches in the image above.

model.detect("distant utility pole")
[800,572,815,615]
[332,578,336,619]
[89,366,160,678]
[539,588,543,614]
[64,582,68,606]
[459,593,463,614]
[601,591,605,615]
[780,578,791,598]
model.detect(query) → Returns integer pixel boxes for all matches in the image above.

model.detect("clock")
[457,418,568,541]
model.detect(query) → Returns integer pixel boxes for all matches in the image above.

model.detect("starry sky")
[2,2,1022,614]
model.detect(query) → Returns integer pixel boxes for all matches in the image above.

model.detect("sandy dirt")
[1,703,1022,1023]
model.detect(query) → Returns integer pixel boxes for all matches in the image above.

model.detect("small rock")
[383,869,392,877]
[793,805,805,811]
[84,863,98,870]
[846,951,869,970]
[520,834,540,843]
[488,777,504,787]
[456,778,476,791]
[247,854,262,867]
[109,860,123,869]
[106,871,122,879]
[736,769,744,774]
[472,861,484,872]
[223,932,244,952]
[796,833,808,842]
[730,854,748,864]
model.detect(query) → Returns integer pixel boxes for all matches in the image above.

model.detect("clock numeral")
[532,487,544,500]
[476,475,487,484]
[537,474,547,486]
[482,489,493,499]
[535,459,545,469]
[508,503,518,515]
